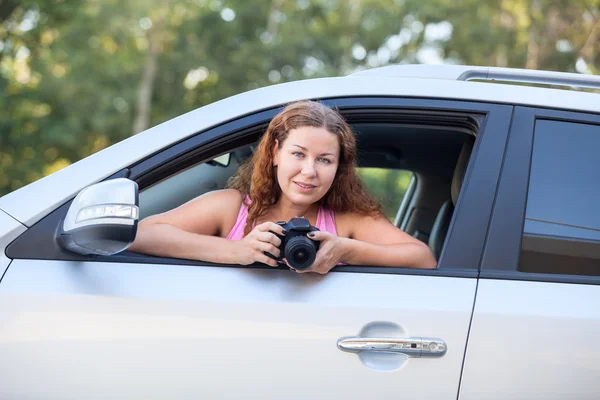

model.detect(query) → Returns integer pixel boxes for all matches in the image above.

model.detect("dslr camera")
[267,217,320,270]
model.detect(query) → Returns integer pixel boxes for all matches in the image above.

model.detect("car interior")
[138,118,477,263]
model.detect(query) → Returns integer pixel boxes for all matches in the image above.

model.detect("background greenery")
[1,0,598,198]
[357,168,412,220]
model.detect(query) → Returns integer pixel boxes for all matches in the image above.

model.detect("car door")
[458,107,600,399]
[0,98,512,400]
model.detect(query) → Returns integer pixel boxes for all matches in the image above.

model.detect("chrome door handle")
[337,337,447,358]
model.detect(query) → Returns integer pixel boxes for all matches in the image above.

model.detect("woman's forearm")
[129,222,240,264]
[339,238,437,269]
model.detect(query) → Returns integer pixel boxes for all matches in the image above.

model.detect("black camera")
[267,217,320,270]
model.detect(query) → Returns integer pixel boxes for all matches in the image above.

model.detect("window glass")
[357,168,412,221]
[520,119,600,276]
[139,147,252,219]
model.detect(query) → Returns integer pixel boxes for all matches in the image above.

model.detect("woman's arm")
[338,213,437,269]
[129,222,244,263]
[129,189,286,267]
[128,189,244,263]
[339,237,437,269]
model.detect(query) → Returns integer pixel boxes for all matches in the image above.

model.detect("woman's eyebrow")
[291,144,308,151]
[291,144,336,157]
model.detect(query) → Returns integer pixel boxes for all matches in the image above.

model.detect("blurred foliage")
[357,168,412,221]
[0,0,598,195]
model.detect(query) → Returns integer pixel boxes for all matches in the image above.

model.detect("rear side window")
[520,120,600,276]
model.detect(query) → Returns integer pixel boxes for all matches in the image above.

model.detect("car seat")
[428,135,475,260]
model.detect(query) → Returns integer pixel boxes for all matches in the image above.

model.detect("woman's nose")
[301,160,317,176]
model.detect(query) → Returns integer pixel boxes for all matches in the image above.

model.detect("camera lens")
[284,236,317,270]
[293,249,308,263]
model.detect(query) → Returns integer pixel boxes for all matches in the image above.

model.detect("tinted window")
[520,119,600,276]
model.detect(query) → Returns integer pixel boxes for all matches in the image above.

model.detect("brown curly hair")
[227,100,381,236]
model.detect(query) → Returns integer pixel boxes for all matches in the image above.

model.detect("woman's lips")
[294,181,317,191]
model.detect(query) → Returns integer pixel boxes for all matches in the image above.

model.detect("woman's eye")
[318,157,331,164]
[292,152,304,158]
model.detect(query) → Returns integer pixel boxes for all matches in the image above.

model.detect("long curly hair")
[227,100,381,236]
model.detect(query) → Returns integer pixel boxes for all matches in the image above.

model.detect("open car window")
[136,120,475,262]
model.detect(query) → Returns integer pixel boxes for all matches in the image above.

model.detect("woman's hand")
[292,231,347,274]
[236,222,286,267]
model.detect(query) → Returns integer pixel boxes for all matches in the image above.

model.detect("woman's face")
[273,126,340,207]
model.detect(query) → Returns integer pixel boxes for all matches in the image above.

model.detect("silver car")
[1,65,599,399]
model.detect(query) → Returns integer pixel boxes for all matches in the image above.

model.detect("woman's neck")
[271,198,319,223]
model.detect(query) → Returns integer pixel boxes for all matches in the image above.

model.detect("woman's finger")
[255,241,280,258]
[292,267,310,273]
[257,252,279,267]
[256,222,286,236]
[256,231,282,247]
[306,230,330,242]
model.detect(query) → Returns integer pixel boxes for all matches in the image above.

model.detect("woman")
[129,101,437,273]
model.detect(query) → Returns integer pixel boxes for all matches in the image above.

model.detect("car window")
[519,119,600,276]
[140,153,413,223]
[357,168,412,221]
[139,146,253,219]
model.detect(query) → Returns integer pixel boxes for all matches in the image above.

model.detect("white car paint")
[0,210,26,280]
[352,64,600,89]
[459,279,600,400]
[0,260,476,399]
[1,64,599,399]
[1,65,600,227]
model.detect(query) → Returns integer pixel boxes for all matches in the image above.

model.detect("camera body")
[268,217,320,270]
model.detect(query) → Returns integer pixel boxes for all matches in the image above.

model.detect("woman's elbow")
[413,242,438,269]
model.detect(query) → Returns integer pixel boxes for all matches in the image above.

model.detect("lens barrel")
[284,236,317,270]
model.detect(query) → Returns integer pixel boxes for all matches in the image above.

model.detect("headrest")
[451,135,475,205]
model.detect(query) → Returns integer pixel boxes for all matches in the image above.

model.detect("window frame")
[6,97,513,278]
[480,106,600,285]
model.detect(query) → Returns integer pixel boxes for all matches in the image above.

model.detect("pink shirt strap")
[226,198,337,240]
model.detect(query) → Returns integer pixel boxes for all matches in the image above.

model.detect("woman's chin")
[284,191,322,206]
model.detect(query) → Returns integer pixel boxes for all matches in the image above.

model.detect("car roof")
[351,64,600,91]
[1,65,599,226]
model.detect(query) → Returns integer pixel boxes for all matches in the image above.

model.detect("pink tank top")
[226,198,338,240]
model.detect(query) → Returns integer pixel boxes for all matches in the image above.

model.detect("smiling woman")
[128,100,437,273]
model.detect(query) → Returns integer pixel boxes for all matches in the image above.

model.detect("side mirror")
[56,178,139,256]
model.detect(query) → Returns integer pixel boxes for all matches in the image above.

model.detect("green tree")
[1,0,598,195]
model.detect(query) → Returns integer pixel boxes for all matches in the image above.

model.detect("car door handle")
[337,337,447,358]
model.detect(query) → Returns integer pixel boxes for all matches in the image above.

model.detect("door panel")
[459,279,600,400]
[0,260,475,399]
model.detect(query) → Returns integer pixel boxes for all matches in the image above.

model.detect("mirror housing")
[56,178,139,256]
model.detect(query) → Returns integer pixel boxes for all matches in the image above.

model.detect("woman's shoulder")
[198,188,244,205]
[141,189,245,237]
[189,188,245,217]
[202,189,246,214]
[212,188,244,201]
[207,189,246,237]
[331,210,354,238]
[177,189,246,237]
